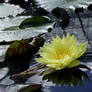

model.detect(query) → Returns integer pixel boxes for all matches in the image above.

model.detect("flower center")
[54,48,71,59]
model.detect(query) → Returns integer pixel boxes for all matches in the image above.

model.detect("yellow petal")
[77,42,88,57]
[35,33,88,71]
[42,68,56,75]
[67,60,80,68]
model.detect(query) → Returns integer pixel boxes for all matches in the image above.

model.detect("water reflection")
[9,0,37,9]
[35,0,92,11]
[42,68,89,87]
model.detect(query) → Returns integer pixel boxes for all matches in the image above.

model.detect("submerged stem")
[77,13,92,48]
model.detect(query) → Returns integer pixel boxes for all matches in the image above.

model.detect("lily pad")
[5,37,45,59]
[0,16,53,41]
[0,5,52,42]
[0,28,47,42]
[5,40,30,58]
[3,26,19,31]
[0,16,28,30]
[19,16,54,29]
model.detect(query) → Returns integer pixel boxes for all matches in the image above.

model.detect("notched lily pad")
[19,16,54,29]
[17,84,42,92]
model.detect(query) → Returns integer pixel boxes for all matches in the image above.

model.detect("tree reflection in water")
[42,68,89,87]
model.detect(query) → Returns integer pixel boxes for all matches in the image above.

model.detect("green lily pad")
[3,26,19,31]
[19,16,54,29]
[0,16,53,41]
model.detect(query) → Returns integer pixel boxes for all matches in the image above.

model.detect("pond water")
[36,0,92,11]
[3,60,92,92]
[0,0,92,92]
[0,3,52,42]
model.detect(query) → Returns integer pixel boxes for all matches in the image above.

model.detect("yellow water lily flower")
[35,33,88,70]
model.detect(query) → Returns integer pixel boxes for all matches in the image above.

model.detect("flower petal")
[35,33,88,70]
[42,68,56,75]
[67,60,80,68]
[77,42,88,58]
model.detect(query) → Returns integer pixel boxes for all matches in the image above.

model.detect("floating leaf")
[0,16,27,31]
[0,37,45,82]
[5,37,45,59]
[5,40,31,58]
[19,16,54,29]
[3,26,19,31]
[1,40,32,77]
[0,16,53,41]
[17,84,42,92]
